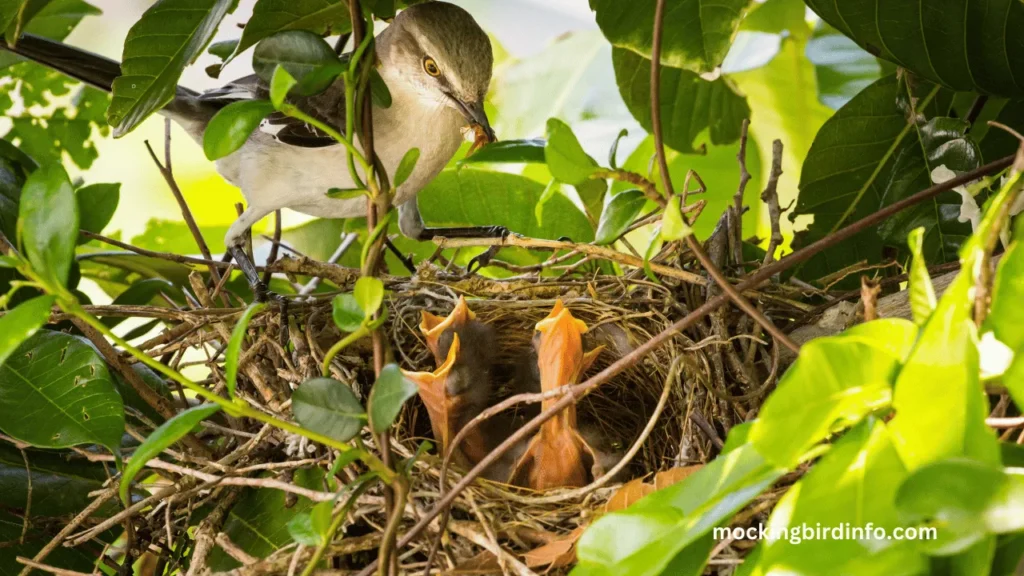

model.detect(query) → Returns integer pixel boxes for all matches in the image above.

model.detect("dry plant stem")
[761,140,785,267]
[436,236,705,284]
[15,558,95,576]
[448,521,538,576]
[988,417,1024,428]
[356,139,1020,576]
[187,488,241,576]
[15,488,116,576]
[644,4,798,354]
[68,317,210,456]
[731,120,751,266]
[263,210,282,286]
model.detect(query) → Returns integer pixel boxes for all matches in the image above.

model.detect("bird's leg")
[383,237,417,274]
[397,200,512,273]
[225,207,290,345]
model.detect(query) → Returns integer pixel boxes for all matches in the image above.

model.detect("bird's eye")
[423,57,441,77]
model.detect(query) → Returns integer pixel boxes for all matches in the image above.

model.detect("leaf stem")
[322,326,370,377]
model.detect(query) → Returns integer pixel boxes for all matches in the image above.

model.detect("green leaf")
[0,510,101,574]
[331,293,365,333]
[590,0,749,74]
[545,118,599,186]
[0,256,17,268]
[660,196,691,241]
[534,179,560,226]
[370,68,392,108]
[353,276,384,317]
[286,511,322,546]
[119,403,219,504]
[907,227,937,326]
[75,182,119,242]
[20,164,77,288]
[0,295,55,368]
[595,190,647,246]
[458,139,547,166]
[209,467,324,569]
[613,48,749,154]
[269,65,297,108]
[986,242,1024,351]
[111,362,173,425]
[107,0,234,136]
[805,0,1024,97]
[394,147,420,188]
[367,364,417,435]
[292,377,364,443]
[229,0,350,64]
[0,443,115,517]
[203,99,275,161]
[252,30,341,95]
[418,168,594,243]
[0,331,123,455]
[225,302,266,400]
[805,22,893,109]
[889,269,999,471]
[792,76,976,283]
[0,0,101,69]
[749,319,917,468]
[207,38,238,60]
[575,444,783,576]
[896,459,1024,554]
[753,420,924,575]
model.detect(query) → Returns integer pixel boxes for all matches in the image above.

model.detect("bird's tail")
[2,33,200,107]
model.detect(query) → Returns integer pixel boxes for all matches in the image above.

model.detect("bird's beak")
[452,97,496,142]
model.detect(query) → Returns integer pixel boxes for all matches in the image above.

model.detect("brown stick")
[731,119,752,266]
[761,140,785,267]
[645,2,797,353]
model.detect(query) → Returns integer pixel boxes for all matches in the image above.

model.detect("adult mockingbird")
[2,1,507,301]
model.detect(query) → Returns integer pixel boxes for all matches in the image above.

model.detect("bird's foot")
[384,237,417,274]
[253,282,291,347]
[466,226,512,274]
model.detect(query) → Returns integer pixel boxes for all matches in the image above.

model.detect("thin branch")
[761,140,784,267]
[646,0,797,353]
[731,119,751,266]
[262,210,282,285]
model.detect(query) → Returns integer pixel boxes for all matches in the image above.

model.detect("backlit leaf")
[367,364,417,435]
[20,164,77,288]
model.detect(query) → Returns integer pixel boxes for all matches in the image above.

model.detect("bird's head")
[378,1,495,140]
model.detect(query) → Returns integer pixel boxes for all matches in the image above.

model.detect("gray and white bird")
[1,1,507,300]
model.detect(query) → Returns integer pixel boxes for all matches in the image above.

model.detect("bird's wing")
[198,74,347,149]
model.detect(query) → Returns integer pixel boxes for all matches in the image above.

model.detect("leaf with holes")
[292,377,364,443]
[806,0,1024,97]
[590,0,749,74]
[791,75,976,283]
[204,100,275,160]
[119,403,219,504]
[107,0,234,136]
[228,0,350,65]
[367,364,417,435]
[225,302,267,400]
[20,164,78,288]
[0,295,55,369]
[613,48,749,154]
[0,331,123,455]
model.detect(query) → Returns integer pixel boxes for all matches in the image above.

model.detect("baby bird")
[507,301,612,490]
[403,297,498,470]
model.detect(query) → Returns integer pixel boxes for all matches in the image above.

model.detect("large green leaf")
[292,377,364,443]
[805,0,1024,97]
[0,331,124,455]
[751,420,924,575]
[20,163,77,288]
[595,189,646,246]
[749,319,917,468]
[0,0,101,69]
[228,0,350,64]
[889,269,999,471]
[76,182,119,242]
[574,444,784,576]
[367,364,417,435]
[590,0,748,74]
[805,23,893,110]
[545,118,599,186]
[418,168,594,242]
[897,459,1024,555]
[0,295,55,368]
[986,242,1024,351]
[252,30,341,92]
[613,48,749,154]
[791,75,975,283]
[120,403,219,503]
[107,0,234,136]
[0,443,115,517]
[209,467,324,569]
